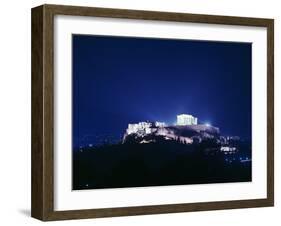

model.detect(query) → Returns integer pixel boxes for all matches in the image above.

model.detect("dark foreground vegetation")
[73,139,251,190]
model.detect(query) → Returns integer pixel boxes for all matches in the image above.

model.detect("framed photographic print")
[31,4,274,221]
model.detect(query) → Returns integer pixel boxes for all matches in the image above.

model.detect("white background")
[0,0,279,225]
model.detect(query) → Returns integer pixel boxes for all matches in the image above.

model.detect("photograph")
[30,4,274,221]
[72,34,252,190]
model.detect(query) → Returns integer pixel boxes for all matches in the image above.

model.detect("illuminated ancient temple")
[176,114,198,126]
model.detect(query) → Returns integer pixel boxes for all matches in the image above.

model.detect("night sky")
[72,35,252,148]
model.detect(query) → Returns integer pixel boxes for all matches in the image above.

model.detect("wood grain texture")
[267,19,274,206]
[31,4,274,221]
[31,5,55,220]
[31,5,44,220]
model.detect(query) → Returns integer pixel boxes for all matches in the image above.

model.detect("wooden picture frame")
[31,4,274,221]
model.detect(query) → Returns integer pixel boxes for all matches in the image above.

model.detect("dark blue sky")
[73,35,252,147]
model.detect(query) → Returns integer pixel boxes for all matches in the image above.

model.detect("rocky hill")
[123,122,220,145]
